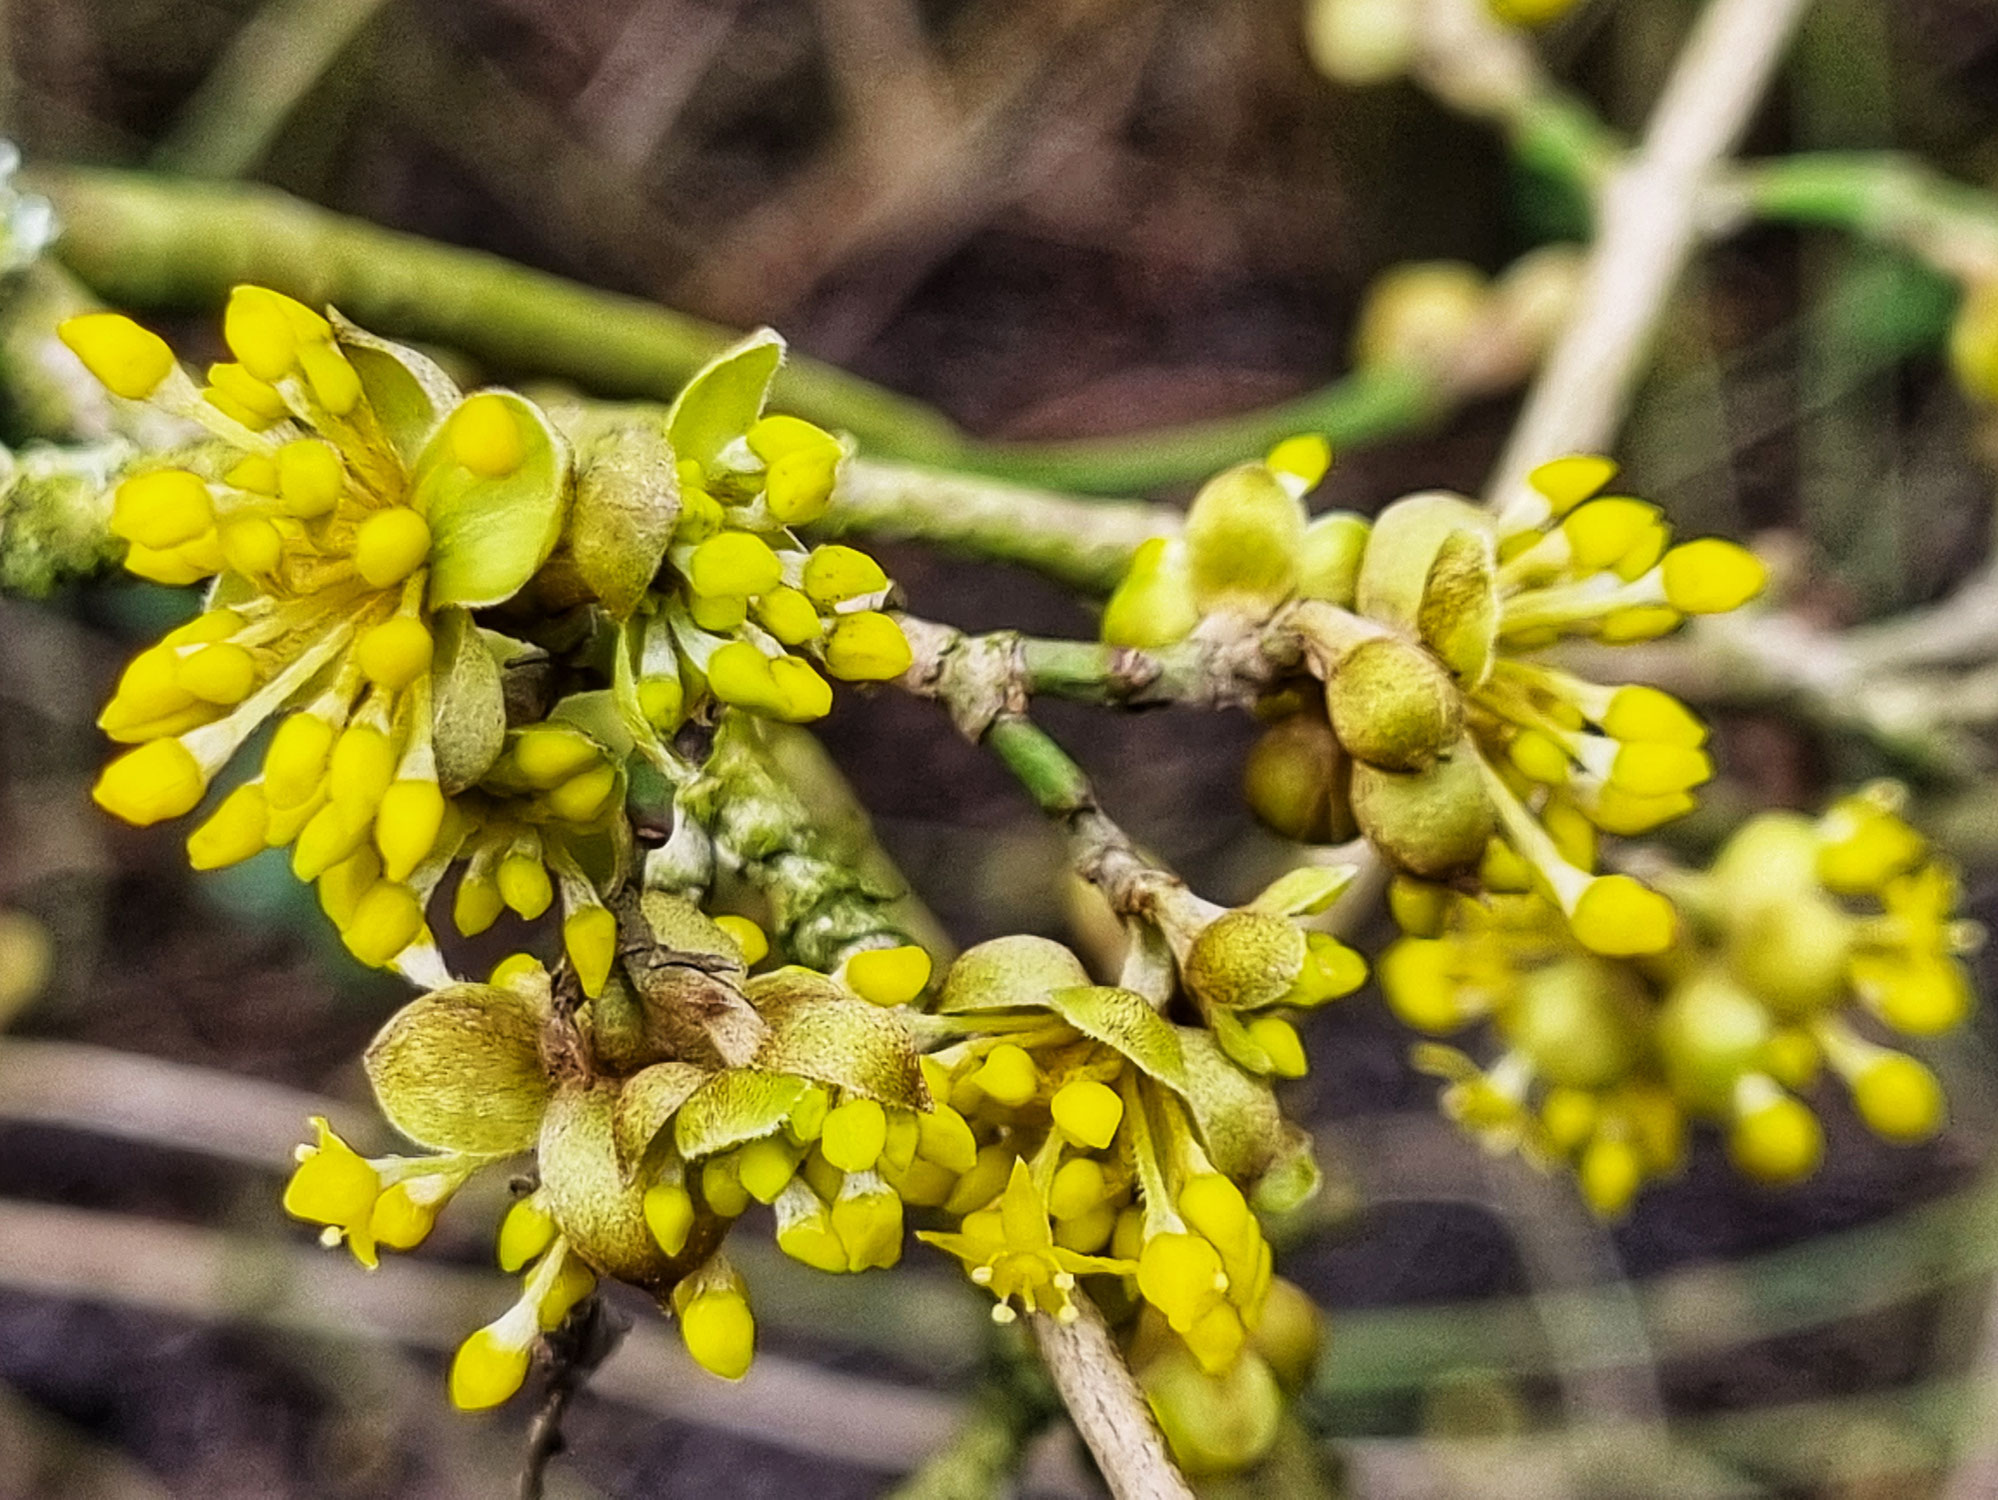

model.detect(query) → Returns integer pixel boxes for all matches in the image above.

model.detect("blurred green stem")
[28,166,1445,494]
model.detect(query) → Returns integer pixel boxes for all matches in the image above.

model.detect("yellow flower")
[919,1160,1133,1323]
[77,288,573,974]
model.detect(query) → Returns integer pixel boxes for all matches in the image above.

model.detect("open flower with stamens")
[919,1158,1133,1324]
[1382,788,1978,1216]
[72,287,573,971]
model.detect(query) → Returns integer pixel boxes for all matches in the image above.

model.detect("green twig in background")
[151,0,393,179]
[26,166,1446,493]
[826,461,1176,592]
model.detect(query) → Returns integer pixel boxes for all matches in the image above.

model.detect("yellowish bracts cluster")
[1379,787,1979,1216]
[1107,441,1765,958]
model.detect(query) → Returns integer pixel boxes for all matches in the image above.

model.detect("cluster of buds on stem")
[1106,440,1765,959]
[1379,787,1980,1216]
[64,294,907,976]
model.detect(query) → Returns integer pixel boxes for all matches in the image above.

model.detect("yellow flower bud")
[454,869,503,936]
[218,516,282,577]
[282,1116,380,1229]
[1951,280,1998,404]
[1101,537,1199,649]
[1183,463,1305,615]
[1578,1134,1643,1219]
[272,438,345,517]
[356,617,434,690]
[265,712,336,808]
[177,643,256,705]
[208,362,290,424]
[563,905,618,999]
[353,509,432,589]
[701,1154,751,1218]
[1526,454,1617,518]
[375,779,446,883]
[94,738,206,825]
[712,914,768,966]
[329,724,395,821]
[1266,433,1332,494]
[1727,1081,1822,1185]
[111,471,213,550]
[643,1181,696,1257]
[188,782,271,870]
[449,1321,533,1411]
[498,1196,558,1272]
[746,415,840,464]
[914,1105,977,1174]
[1567,874,1676,958]
[801,545,889,607]
[1047,1158,1108,1221]
[680,1289,756,1380]
[1049,1079,1123,1150]
[317,848,380,929]
[737,1135,805,1204]
[753,586,824,646]
[768,655,833,722]
[450,392,527,478]
[222,285,304,383]
[824,612,912,682]
[498,852,554,921]
[707,641,785,715]
[969,1045,1039,1109]
[689,531,784,598]
[1659,539,1766,615]
[59,313,177,400]
[1849,1052,1945,1144]
[488,951,544,989]
[340,881,424,967]
[1246,1015,1309,1077]
[764,450,838,526]
[638,674,685,732]
[690,591,748,632]
[845,944,931,1006]
[821,1098,888,1173]
[546,763,619,823]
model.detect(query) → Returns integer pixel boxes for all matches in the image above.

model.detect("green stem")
[29,166,1445,493]
[694,714,939,970]
[983,716,1093,819]
[826,460,1177,594]
[1733,151,1998,279]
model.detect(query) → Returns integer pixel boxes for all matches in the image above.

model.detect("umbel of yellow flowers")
[1106,439,1766,960]
[280,869,1344,1478]
[1378,786,1979,1218]
[64,291,909,977]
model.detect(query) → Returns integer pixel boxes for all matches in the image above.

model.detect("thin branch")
[1029,1292,1194,1500]
[1488,0,1815,498]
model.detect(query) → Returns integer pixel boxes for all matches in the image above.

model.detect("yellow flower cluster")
[1106,442,1765,959]
[66,293,910,979]
[630,332,911,733]
[1380,788,1978,1217]
[71,289,533,970]
[280,867,1339,1473]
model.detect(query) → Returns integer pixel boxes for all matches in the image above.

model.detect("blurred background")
[2,0,1998,1496]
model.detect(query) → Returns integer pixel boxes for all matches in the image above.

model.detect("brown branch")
[1029,1292,1194,1500]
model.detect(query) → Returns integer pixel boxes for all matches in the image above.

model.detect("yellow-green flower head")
[637,332,910,731]
[76,287,574,973]
[1384,786,1971,1214]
